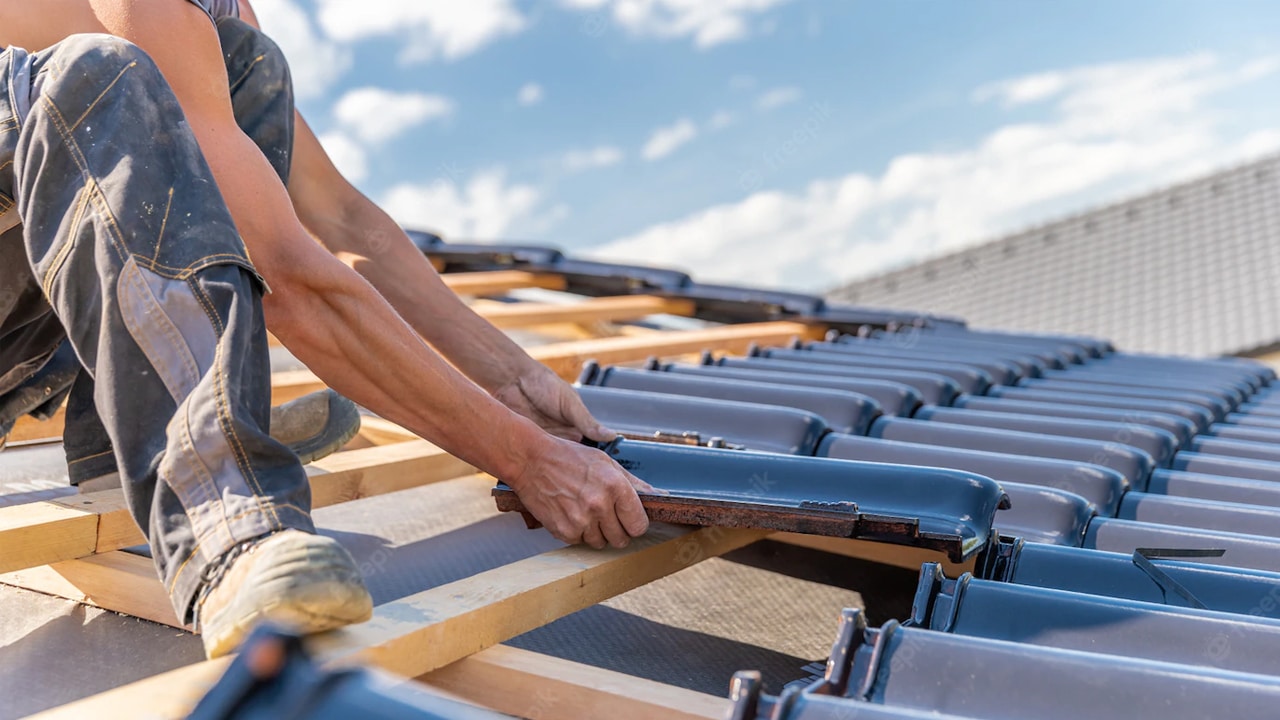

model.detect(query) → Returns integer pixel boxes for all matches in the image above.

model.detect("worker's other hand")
[509,437,653,549]
[493,367,616,443]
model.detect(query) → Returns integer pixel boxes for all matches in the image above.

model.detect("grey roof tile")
[830,154,1280,357]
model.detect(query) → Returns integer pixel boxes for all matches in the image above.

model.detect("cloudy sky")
[254,0,1280,292]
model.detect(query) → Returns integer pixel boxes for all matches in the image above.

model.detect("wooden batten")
[7,302,841,720]
[421,645,731,720]
[443,270,566,296]
[531,321,820,379]
[31,525,766,719]
[771,532,976,576]
[0,441,474,575]
[271,320,819,401]
[478,295,695,329]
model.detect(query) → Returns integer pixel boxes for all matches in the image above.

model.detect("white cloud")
[562,145,625,172]
[517,82,545,106]
[972,71,1068,107]
[251,0,352,99]
[318,132,368,182]
[315,0,525,64]
[332,87,455,145]
[708,110,736,130]
[561,0,794,49]
[642,118,699,160]
[381,170,546,239]
[592,53,1280,290]
[756,86,802,111]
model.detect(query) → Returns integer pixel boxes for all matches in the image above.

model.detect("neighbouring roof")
[830,154,1280,357]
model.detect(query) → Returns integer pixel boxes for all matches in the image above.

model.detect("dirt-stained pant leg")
[10,34,313,622]
[26,16,300,483]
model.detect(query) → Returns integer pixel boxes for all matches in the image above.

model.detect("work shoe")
[195,529,374,659]
[269,389,362,465]
[76,390,361,493]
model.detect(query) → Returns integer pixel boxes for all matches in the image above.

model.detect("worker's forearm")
[263,254,549,478]
[312,205,542,394]
[195,125,548,478]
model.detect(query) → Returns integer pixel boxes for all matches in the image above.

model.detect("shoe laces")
[192,533,272,632]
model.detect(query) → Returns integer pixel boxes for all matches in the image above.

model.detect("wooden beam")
[771,532,975,576]
[21,311,805,436]
[478,295,695,330]
[0,501,100,576]
[421,645,730,720]
[329,525,768,678]
[351,416,419,446]
[30,658,234,720]
[531,320,820,380]
[262,272,575,347]
[10,405,65,443]
[1,472,499,627]
[4,554,729,720]
[270,320,820,400]
[442,270,566,296]
[33,525,766,719]
[10,398,418,449]
[1,550,178,626]
[0,441,473,574]
[269,368,330,404]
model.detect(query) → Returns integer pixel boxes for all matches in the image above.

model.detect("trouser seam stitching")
[228,55,266,95]
[189,277,281,529]
[68,61,137,134]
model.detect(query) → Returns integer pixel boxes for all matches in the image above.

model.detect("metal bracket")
[1132,547,1226,609]
[616,429,745,450]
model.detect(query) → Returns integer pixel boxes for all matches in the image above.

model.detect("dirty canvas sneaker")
[76,390,363,493]
[270,389,362,465]
[195,529,374,659]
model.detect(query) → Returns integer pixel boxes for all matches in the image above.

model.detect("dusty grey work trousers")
[0,18,311,622]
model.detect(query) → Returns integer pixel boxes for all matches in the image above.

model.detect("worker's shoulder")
[0,0,234,55]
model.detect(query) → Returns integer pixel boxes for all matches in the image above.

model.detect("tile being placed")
[493,438,1008,562]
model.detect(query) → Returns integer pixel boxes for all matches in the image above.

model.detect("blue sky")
[254,0,1280,291]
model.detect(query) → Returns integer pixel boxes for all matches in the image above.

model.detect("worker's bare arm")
[69,5,545,506]
[286,110,617,434]
[234,4,633,442]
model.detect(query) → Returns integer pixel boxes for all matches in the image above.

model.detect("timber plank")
[0,442,473,574]
[443,270,566,296]
[9,405,66,443]
[327,524,769,677]
[422,645,730,720]
[0,502,98,575]
[2,549,730,720]
[478,295,695,329]
[270,320,820,399]
[33,525,766,719]
[531,321,819,379]
[771,532,975,575]
[0,551,177,626]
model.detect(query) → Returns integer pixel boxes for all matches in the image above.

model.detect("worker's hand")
[493,366,616,443]
[508,436,653,549]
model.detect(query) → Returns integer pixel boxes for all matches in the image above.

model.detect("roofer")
[0,0,651,658]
